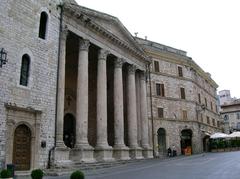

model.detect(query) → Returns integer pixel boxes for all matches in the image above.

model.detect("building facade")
[0,0,152,170]
[136,38,221,156]
[0,0,221,172]
[0,0,61,170]
[220,99,240,133]
[219,90,233,106]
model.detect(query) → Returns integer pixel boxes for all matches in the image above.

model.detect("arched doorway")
[180,129,192,155]
[13,124,31,170]
[157,128,166,156]
[64,113,76,148]
[203,135,210,152]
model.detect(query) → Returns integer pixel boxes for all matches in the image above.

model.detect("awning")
[210,132,229,139]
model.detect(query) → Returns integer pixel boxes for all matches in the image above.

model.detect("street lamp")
[0,48,7,68]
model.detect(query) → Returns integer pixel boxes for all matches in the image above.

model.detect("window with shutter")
[154,60,159,72]
[180,87,185,99]
[158,108,164,118]
[178,66,183,77]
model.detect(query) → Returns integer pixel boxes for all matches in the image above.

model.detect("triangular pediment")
[65,4,146,56]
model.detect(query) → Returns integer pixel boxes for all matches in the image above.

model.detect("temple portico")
[53,17,153,164]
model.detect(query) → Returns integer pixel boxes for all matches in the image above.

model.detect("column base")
[94,145,114,162]
[129,147,143,159]
[113,145,130,160]
[142,147,154,158]
[70,145,95,163]
[53,146,72,167]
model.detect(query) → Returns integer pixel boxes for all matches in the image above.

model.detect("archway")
[64,113,76,148]
[157,128,166,156]
[180,129,192,155]
[13,124,31,170]
[203,135,210,152]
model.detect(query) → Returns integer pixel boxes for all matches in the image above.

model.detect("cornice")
[5,103,42,114]
[63,4,150,63]
[220,110,240,114]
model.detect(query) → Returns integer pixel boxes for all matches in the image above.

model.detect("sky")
[76,0,240,98]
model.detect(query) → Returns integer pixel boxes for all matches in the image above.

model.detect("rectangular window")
[237,113,240,119]
[154,61,159,72]
[158,108,164,118]
[212,118,215,126]
[237,122,240,129]
[178,66,183,77]
[210,102,213,111]
[182,110,188,120]
[156,83,165,97]
[180,88,185,99]
[217,121,220,127]
[198,93,201,104]
[156,84,160,96]
[207,116,210,124]
[205,98,208,107]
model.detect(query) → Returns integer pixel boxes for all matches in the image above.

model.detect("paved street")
[85,152,240,179]
[18,151,240,179]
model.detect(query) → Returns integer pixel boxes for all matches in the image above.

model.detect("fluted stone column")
[113,58,130,160]
[95,49,113,161]
[54,27,71,165]
[127,65,143,159]
[140,72,153,158]
[71,38,94,162]
[56,27,68,148]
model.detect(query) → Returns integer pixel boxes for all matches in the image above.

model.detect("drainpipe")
[147,62,156,158]
[47,2,64,169]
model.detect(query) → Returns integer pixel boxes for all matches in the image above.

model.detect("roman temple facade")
[0,0,221,171]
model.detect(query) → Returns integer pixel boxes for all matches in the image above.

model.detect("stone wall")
[136,37,221,155]
[0,0,61,168]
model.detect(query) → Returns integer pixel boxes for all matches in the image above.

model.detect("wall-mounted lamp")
[0,48,7,68]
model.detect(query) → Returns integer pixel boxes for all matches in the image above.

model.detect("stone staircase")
[45,159,149,176]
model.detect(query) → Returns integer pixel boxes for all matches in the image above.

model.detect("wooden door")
[13,124,31,170]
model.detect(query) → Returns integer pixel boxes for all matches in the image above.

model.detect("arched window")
[20,54,30,86]
[38,11,48,39]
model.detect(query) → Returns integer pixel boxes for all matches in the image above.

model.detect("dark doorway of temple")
[64,113,76,148]
[181,129,192,155]
[13,124,31,170]
[203,135,210,152]
[157,128,166,156]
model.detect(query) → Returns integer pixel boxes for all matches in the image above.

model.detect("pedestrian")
[167,147,172,157]
[172,145,177,157]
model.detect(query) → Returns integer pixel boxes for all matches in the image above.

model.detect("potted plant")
[70,170,85,179]
[31,169,44,179]
[0,169,12,179]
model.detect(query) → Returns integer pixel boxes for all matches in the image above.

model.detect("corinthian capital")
[98,49,109,60]
[114,58,125,68]
[128,64,137,74]
[79,39,90,51]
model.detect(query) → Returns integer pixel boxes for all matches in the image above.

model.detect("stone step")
[46,158,149,176]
